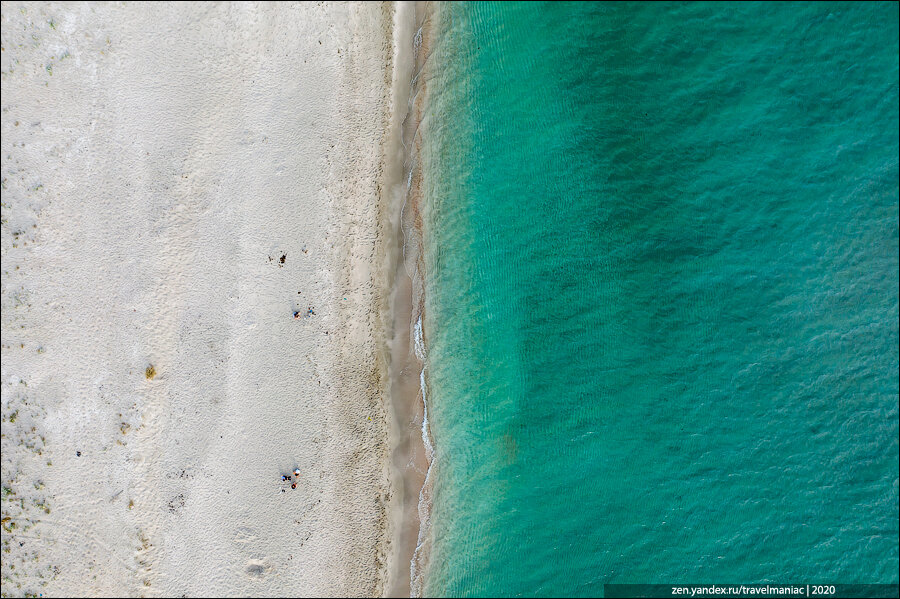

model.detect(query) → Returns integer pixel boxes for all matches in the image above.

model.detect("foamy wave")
[415,317,434,461]
[410,314,435,597]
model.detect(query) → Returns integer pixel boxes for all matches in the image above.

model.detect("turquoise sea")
[419,2,899,596]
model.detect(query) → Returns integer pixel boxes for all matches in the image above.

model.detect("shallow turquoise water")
[420,2,899,596]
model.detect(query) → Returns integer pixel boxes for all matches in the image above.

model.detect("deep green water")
[419,2,899,596]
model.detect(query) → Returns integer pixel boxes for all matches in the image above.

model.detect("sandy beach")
[1,2,415,596]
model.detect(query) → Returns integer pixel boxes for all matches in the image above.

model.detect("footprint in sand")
[233,527,258,548]
[245,559,271,579]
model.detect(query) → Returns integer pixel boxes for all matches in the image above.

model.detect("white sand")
[1,2,412,596]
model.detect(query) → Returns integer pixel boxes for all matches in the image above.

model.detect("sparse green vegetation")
[2,382,51,592]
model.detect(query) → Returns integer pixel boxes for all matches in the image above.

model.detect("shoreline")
[383,2,437,597]
[407,4,438,596]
